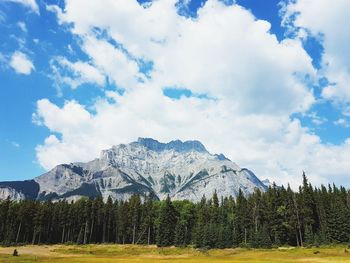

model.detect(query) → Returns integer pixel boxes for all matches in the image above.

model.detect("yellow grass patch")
[0,244,350,263]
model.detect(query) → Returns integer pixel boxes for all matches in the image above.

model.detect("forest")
[0,173,349,248]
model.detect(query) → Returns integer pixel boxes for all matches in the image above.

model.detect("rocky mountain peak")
[0,138,267,202]
[135,137,208,153]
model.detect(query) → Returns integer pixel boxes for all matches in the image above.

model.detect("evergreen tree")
[193,195,209,248]
[156,195,178,247]
[252,225,272,248]
[1,173,350,248]
[129,195,141,244]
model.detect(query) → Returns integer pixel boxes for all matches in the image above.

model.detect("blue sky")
[0,0,350,187]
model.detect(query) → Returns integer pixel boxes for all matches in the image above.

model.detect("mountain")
[0,138,267,202]
[261,179,273,188]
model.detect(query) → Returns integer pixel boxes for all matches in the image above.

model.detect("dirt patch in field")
[0,245,75,257]
[278,247,296,250]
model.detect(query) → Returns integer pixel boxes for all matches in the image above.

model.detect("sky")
[0,0,350,189]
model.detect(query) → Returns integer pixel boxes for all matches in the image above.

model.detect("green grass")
[1,244,350,262]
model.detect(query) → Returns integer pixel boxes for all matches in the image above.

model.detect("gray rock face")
[0,138,267,202]
[0,187,25,201]
[0,180,39,200]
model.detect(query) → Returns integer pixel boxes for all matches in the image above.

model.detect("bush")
[13,249,18,256]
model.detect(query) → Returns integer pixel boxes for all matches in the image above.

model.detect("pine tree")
[174,220,186,247]
[300,172,318,242]
[252,224,272,248]
[235,189,250,246]
[139,194,155,245]
[105,196,114,243]
[2,174,350,248]
[193,195,208,248]
[129,195,141,244]
[156,195,178,247]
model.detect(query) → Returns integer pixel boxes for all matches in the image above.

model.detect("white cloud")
[0,10,6,23]
[17,21,27,32]
[4,139,20,148]
[334,118,350,128]
[4,0,39,14]
[81,36,143,90]
[34,99,91,134]
[10,51,34,75]
[34,88,350,189]
[283,0,350,110]
[11,141,20,148]
[303,111,327,125]
[0,52,5,63]
[34,0,350,188]
[50,57,105,89]
[50,0,315,115]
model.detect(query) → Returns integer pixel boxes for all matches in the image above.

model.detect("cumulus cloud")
[49,0,315,115]
[33,0,350,188]
[282,0,350,111]
[10,51,34,75]
[34,87,350,188]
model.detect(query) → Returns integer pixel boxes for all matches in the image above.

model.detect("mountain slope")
[0,138,267,202]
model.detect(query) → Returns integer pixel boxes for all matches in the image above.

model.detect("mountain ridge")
[0,138,267,202]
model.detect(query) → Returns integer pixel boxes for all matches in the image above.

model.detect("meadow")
[1,245,350,263]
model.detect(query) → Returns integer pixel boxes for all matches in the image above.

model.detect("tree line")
[1,173,350,248]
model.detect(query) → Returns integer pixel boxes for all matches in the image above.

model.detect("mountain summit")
[0,138,267,202]
[136,138,208,153]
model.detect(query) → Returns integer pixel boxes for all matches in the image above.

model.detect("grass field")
[1,244,350,263]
